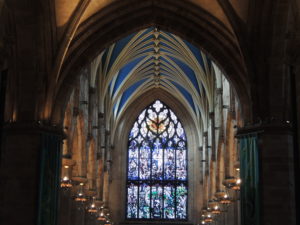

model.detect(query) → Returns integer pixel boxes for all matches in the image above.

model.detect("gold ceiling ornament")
[223,177,242,190]
[74,182,87,202]
[215,191,232,205]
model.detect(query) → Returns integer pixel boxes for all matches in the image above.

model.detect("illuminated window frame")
[126,100,188,220]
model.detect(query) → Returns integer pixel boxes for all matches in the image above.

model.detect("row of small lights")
[200,168,241,225]
[62,166,241,225]
[61,166,113,225]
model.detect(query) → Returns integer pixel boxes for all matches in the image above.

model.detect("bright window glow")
[126,100,188,219]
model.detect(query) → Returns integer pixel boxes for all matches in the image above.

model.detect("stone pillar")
[237,124,296,225]
[0,122,63,225]
[210,112,216,161]
[70,200,86,225]
[58,159,75,225]
[103,130,111,204]
[58,188,73,225]
[97,113,105,200]
[259,126,295,225]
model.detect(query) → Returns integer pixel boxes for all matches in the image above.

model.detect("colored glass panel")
[176,185,187,219]
[127,184,138,218]
[126,100,187,220]
[139,184,151,218]
[164,185,175,219]
[151,185,163,218]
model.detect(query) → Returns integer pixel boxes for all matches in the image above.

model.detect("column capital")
[236,121,293,138]
[3,121,66,137]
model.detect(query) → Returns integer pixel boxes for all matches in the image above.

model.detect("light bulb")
[224,194,228,198]
[63,176,69,181]
[236,178,241,184]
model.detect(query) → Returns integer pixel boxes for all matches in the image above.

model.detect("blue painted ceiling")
[96,27,217,120]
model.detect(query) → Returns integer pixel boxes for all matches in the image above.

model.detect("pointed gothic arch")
[126,100,188,220]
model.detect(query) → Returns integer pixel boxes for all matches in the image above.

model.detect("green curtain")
[239,135,260,225]
[37,133,62,225]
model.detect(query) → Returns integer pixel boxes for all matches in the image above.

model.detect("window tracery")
[126,100,188,220]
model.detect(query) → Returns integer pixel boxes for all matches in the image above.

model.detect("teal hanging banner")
[37,132,62,225]
[239,135,260,225]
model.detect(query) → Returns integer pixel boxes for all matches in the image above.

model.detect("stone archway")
[111,88,201,224]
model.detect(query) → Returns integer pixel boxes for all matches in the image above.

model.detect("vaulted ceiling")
[90,27,230,135]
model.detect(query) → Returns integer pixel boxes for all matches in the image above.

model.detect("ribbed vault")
[51,0,251,126]
[88,27,236,145]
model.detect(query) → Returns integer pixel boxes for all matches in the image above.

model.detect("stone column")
[97,113,105,200]
[237,123,296,225]
[210,112,216,161]
[58,159,75,225]
[259,125,295,225]
[58,188,73,225]
[70,200,86,225]
[0,122,63,225]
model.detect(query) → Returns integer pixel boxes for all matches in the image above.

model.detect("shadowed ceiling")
[55,0,249,40]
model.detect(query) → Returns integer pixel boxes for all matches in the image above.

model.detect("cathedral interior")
[0,0,299,225]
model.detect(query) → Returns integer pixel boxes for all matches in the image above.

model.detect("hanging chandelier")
[201,209,213,223]
[74,183,87,202]
[87,196,98,213]
[223,177,242,190]
[215,191,232,204]
[208,200,221,214]
[97,206,106,221]
[60,165,72,188]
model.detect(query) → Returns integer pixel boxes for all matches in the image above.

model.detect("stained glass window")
[126,100,188,220]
